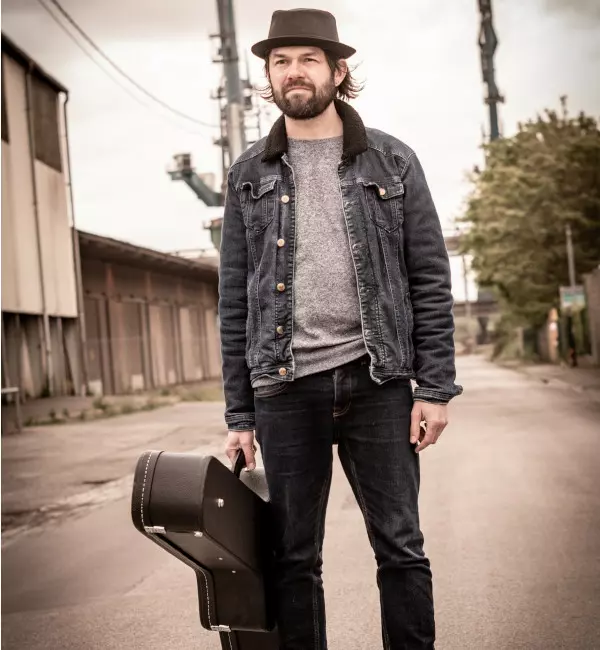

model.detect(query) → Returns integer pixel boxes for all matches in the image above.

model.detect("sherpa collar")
[262,99,369,163]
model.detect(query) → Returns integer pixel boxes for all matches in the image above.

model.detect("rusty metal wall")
[80,256,220,395]
[1,312,80,398]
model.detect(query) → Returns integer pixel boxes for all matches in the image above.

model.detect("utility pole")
[213,0,247,167]
[478,0,504,141]
[169,0,258,212]
[462,253,476,354]
[168,0,266,252]
[565,223,576,286]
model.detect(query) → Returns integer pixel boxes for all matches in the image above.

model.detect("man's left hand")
[410,401,449,453]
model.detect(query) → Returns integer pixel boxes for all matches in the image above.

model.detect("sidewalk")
[1,399,228,546]
[1,379,223,434]
[499,359,600,400]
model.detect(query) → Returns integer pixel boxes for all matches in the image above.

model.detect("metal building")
[1,34,84,399]
[79,231,220,396]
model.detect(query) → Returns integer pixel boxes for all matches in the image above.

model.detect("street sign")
[559,285,586,311]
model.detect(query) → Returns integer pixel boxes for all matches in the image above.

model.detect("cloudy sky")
[2,0,599,296]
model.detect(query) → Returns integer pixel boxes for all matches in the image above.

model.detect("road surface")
[2,356,600,649]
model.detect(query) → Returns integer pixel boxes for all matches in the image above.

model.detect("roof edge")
[77,229,219,278]
[2,32,69,95]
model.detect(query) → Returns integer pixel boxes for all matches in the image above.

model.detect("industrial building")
[1,34,220,404]
[79,231,220,396]
[1,34,82,399]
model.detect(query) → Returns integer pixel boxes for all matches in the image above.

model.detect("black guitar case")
[130,449,279,649]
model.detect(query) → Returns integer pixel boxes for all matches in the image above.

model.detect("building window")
[31,75,62,171]
[1,59,8,143]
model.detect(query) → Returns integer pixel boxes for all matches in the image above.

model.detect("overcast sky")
[2,0,599,296]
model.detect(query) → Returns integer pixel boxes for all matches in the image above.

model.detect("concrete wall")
[80,255,220,396]
[584,266,600,365]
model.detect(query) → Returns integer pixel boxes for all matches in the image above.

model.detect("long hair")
[259,51,365,103]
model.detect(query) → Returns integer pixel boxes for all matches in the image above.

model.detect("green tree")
[459,99,600,330]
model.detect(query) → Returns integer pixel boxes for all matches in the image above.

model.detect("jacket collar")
[262,99,368,163]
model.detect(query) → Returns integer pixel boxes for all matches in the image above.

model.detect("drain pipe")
[25,66,53,396]
[61,93,89,396]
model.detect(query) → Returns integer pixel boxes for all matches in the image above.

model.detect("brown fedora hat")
[251,9,355,60]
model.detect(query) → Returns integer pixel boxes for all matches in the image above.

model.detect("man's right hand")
[225,429,257,471]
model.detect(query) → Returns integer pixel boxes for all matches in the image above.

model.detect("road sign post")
[559,285,586,312]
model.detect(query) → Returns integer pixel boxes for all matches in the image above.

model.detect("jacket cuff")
[413,385,463,404]
[225,412,256,431]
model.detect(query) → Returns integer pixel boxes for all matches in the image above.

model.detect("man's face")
[267,46,345,120]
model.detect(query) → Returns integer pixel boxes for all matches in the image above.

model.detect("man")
[219,8,462,649]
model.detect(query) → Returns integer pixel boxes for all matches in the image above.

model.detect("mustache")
[283,81,315,92]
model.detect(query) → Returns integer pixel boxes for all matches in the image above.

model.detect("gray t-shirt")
[287,136,366,378]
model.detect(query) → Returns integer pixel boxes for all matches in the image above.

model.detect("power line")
[36,0,219,131]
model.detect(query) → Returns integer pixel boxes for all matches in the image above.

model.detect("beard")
[272,75,337,120]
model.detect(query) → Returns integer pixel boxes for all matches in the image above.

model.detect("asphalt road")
[2,356,600,649]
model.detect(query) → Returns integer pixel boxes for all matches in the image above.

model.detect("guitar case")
[131,449,279,649]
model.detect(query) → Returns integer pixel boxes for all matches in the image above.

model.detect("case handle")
[232,448,247,477]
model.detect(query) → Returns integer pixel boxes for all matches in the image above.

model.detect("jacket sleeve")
[218,172,256,431]
[401,152,463,403]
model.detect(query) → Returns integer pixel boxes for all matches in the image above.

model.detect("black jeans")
[254,355,435,650]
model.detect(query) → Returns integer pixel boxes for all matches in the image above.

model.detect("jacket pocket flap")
[360,179,404,200]
[240,178,277,199]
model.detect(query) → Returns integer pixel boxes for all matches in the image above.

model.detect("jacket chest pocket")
[240,178,278,234]
[360,178,404,233]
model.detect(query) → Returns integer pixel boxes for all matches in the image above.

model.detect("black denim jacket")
[219,100,463,431]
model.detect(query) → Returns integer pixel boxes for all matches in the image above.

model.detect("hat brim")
[251,36,355,60]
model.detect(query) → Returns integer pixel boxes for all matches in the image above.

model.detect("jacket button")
[279,368,288,376]
[281,195,290,204]
[277,238,285,247]
[277,283,285,292]
[276,326,284,335]
[379,187,386,197]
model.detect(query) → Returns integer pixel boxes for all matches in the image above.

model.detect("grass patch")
[119,401,137,415]
[142,398,159,411]
[92,397,109,411]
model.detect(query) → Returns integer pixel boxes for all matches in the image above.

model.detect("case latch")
[144,525,166,534]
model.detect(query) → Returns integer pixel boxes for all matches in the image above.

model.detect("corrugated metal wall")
[80,256,220,396]
[1,44,82,400]
[1,56,44,315]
